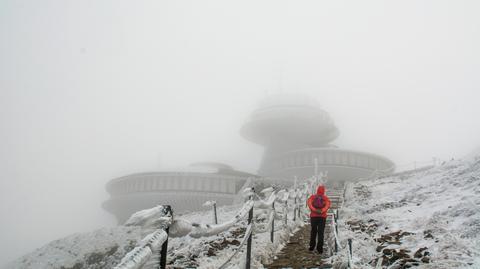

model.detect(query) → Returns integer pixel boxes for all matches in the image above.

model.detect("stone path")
[263,221,333,269]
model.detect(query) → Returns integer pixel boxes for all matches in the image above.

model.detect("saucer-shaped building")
[103,93,394,223]
[240,94,395,182]
[103,162,254,223]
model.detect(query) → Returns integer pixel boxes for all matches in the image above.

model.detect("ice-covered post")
[271,201,275,243]
[334,210,339,253]
[246,188,254,269]
[284,200,288,226]
[297,189,301,219]
[293,193,297,222]
[203,200,218,224]
[297,193,301,219]
[311,176,316,197]
[347,238,353,269]
[293,177,297,222]
[159,205,172,269]
[213,202,218,224]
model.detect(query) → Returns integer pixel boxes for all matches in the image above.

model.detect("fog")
[1,0,480,266]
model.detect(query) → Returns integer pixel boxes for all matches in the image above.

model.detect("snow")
[13,155,479,269]
[334,158,480,268]
[4,184,308,269]
[255,192,276,209]
[3,226,143,269]
[188,200,254,238]
[125,205,172,229]
[114,230,169,269]
[203,201,216,207]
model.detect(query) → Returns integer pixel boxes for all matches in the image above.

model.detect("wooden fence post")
[347,238,353,268]
[213,202,218,225]
[335,210,339,232]
[271,201,275,243]
[245,188,254,269]
[334,211,338,253]
[246,203,254,269]
[159,205,172,269]
[293,194,297,222]
[298,190,301,220]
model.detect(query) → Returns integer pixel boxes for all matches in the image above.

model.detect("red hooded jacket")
[307,185,331,218]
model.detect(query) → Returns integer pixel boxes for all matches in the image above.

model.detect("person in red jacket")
[307,184,331,254]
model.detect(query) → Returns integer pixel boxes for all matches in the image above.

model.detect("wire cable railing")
[217,223,253,269]
[113,178,314,269]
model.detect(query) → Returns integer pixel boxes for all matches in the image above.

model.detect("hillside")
[6,156,480,269]
[4,199,302,269]
[339,157,480,268]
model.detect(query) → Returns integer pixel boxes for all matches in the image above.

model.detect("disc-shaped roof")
[241,94,339,146]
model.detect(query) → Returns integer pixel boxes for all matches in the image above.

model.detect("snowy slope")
[3,205,241,269]
[338,158,480,268]
[4,196,304,269]
[3,226,143,269]
[466,146,480,161]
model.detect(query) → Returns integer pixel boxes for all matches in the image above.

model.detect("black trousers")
[309,217,326,252]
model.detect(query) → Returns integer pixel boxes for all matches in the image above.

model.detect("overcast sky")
[1,0,480,265]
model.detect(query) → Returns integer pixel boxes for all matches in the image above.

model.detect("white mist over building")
[103,93,394,223]
[241,93,395,181]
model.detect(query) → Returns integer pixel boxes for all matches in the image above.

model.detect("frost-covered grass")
[335,158,480,268]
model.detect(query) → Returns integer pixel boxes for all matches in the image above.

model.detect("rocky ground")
[336,157,480,268]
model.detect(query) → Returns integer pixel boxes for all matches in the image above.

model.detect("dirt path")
[263,186,343,269]
[263,222,333,269]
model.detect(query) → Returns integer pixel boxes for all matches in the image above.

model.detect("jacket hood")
[316,185,325,195]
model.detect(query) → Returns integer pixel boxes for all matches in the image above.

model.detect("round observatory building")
[103,162,254,223]
[241,94,394,182]
[103,93,394,223]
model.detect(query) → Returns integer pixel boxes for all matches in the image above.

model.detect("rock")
[414,247,428,258]
[383,248,393,255]
[423,229,434,239]
[421,256,430,263]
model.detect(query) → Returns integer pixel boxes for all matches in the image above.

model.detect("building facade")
[241,94,394,182]
[103,163,254,223]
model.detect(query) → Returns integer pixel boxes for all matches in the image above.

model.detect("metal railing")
[113,178,315,269]
[329,210,355,269]
[114,206,172,269]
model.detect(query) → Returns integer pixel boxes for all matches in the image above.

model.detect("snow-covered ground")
[336,157,480,268]
[10,156,480,269]
[2,226,144,269]
[4,190,306,269]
